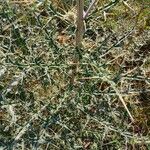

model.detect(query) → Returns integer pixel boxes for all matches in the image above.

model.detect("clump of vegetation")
[0,0,150,149]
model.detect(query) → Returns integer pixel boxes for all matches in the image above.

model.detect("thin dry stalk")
[83,0,96,19]
[76,0,84,48]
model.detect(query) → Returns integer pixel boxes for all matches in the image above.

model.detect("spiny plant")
[1,0,150,149]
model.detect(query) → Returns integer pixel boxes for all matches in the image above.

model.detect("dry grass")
[0,0,150,149]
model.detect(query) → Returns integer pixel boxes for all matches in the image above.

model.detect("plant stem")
[76,0,84,48]
[83,0,96,19]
